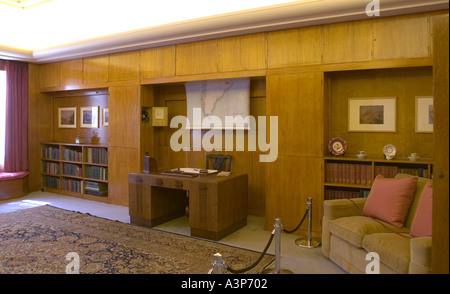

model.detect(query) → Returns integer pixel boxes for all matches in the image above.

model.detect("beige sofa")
[322,174,432,274]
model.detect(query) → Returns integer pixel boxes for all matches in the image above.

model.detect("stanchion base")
[295,237,321,248]
[260,268,294,274]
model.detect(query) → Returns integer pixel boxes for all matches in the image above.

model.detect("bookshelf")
[324,156,433,200]
[41,142,109,199]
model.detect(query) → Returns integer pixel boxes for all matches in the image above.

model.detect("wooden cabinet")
[41,142,109,199]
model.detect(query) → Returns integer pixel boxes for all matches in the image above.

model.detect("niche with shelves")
[41,142,109,199]
[323,67,434,200]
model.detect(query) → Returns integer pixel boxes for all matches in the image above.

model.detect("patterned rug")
[0,205,273,274]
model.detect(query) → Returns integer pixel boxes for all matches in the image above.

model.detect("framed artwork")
[80,106,99,128]
[102,108,109,126]
[58,107,76,128]
[415,96,433,133]
[348,97,397,132]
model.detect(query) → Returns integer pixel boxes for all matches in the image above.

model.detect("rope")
[282,206,310,234]
[225,230,275,274]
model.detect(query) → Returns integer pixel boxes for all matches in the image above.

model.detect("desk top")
[129,171,247,184]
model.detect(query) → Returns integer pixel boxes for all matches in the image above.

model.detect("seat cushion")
[362,233,411,274]
[329,216,409,248]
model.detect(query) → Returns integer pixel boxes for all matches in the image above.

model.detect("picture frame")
[415,96,433,133]
[102,108,109,127]
[58,107,77,128]
[80,106,99,128]
[348,97,397,132]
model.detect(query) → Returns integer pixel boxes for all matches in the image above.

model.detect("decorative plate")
[383,144,396,156]
[328,137,346,156]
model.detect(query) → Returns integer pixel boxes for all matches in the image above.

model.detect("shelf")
[41,142,109,198]
[323,155,433,200]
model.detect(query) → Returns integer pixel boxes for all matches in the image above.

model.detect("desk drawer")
[152,177,185,190]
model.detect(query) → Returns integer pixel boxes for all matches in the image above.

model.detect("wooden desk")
[129,172,248,241]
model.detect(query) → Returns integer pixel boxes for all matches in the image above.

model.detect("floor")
[0,191,345,274]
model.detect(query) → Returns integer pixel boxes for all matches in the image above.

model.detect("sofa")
[322,173,433,274]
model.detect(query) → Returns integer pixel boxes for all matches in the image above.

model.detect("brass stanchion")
[295,197,321,248]
[261,218,293,274]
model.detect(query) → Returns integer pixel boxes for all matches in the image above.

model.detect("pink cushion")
[363,174,418,228]
[410,181,433,237]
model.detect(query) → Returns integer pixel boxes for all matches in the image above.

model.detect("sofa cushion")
[362,233,411,274]
[410,181,433,237]
[329,216,409,248]
[363,174,418,228]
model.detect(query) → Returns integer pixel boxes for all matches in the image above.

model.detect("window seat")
[0,171,29,200]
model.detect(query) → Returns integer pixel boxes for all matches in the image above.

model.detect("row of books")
[42,145,60,160]
[85,166,108,181]
[42,161,60,175]
[325,163,373,186]
[85,181,108,197]
[63,178,82,193]
[85,147,108,165]
[374,166,430,179]
[325,189,371,200]
[63,148,83,162]
[43,175,60,189]
[63,163,82,177]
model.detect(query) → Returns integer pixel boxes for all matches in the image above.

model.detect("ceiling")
[0,0,448,63]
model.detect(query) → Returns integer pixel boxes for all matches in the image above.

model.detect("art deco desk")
[128,172,248,241]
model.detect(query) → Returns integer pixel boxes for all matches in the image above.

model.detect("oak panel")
[108,51,141,82]
[323,20,373,64]
[140,46,176,79]
[268,26,323,68]
[83,56,109,84]
[176,39,219,75]
[373,13,430,60]
[266,72,324,157]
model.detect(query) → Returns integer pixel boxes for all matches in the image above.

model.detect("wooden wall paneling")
[60,59,83,88]
[218,33,267,72]
[266,72,324,157]
[176,39,219,75]
[140,45,176,79]
[83,55,109,84]
[265,155,323,237]
[28,64,54,191]
[323,20,373,64]
[108,85,140,149]
[108,146,140,206]
[432,13,449,274]
[373,13,431,60]
[267,26,323,68]
[108,51,141,82]
[40,62,61,88]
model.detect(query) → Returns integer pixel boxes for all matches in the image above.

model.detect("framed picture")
[102,108,109,127]
[80,106,99,128]
[58,107,76,128]
[415,96,433,133]
[348,97,397,132]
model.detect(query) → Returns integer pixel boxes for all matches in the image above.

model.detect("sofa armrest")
[409,236,432,274]
[323,198,366,220]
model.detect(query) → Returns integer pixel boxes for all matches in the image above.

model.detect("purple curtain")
[4,60,28,172]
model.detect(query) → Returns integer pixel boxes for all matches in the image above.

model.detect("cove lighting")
[0,0,303,50]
